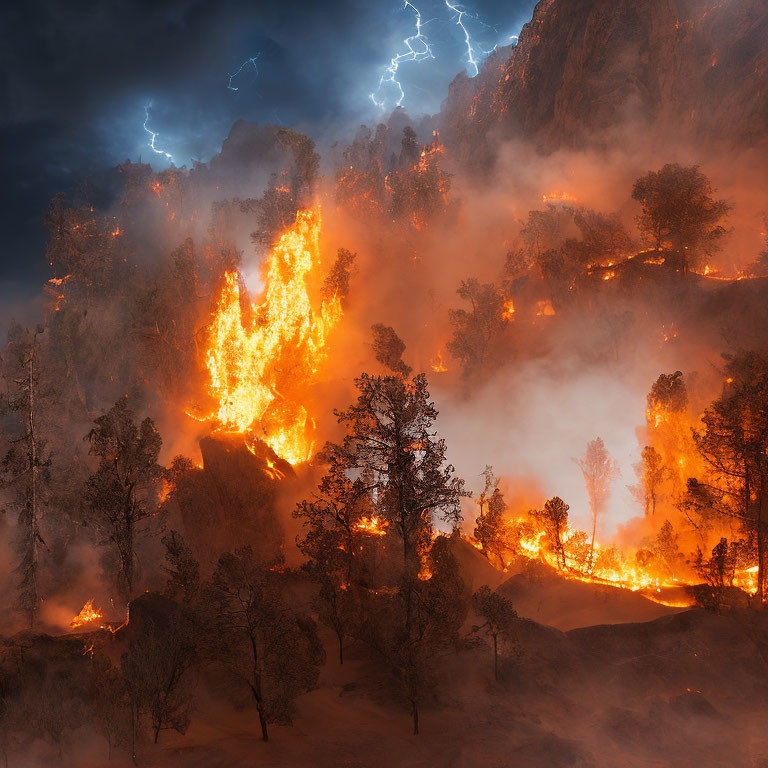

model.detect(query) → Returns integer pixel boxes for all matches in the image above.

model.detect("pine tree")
[0,325,50,627]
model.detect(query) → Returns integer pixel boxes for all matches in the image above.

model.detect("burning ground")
[2,0,768,765]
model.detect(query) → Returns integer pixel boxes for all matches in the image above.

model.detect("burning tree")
[328,373,466,572]
[574,438,619,569]
[0,324,51,626]
[473,466,509,569]
[684,351,768,601]
[83,397,164,602]
[646,371,695,497]
[634,445,668,516]
[632,163,730,274]
[202,547,324,741]
[530,497,570,570]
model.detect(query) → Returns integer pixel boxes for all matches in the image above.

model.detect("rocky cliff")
[439,0,768,164]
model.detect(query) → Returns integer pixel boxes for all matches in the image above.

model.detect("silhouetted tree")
[684,351,768,601]
[83,397,163,602]
[89,653,131,760]
[471,585,518,680]
[530,497,569,569]
[575,438,619,569]
[473,467,509,569]
[359,536,468,735]
[202,547,324,741]
[0,324,51,626]
[294,454,374,664]
[329,373,465,573]
[636,445,667,516]
[447,279,507,376]
[121,599,197,745]
[322,248,357,307]
[371,324,412,378]
[651,520,684,576]
[632,164,730,274]
[162,530,199,606]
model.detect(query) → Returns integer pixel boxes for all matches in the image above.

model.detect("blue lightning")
[444,1,480,76]
[227,54,260,92]
[370,1,434,110]
[143,106,174,163]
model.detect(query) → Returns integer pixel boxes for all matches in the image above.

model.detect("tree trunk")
[412,701,419,736]
[493,634,499,681]
[338,633,344,665]
[257,705,269,742]
[758,464,767,603]
[249,684,269,742]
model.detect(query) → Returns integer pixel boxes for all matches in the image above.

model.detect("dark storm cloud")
[0,0,536,285]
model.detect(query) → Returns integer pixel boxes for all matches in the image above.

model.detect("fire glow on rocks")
[203,207,342,465]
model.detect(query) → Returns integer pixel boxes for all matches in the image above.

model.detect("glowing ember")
[203,208,342,465]
[70,598,103,629]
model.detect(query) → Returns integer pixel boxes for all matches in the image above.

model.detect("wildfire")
[203,208,342,465]
[535,299,556,317]
[542,191,577,204]
[431,350,448,373]
[71,598,103,629]
[487,520,689,598]
[356,516,388,536]
[502,298,516,321]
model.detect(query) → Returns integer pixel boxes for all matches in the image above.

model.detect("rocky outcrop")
[440,0,768,164]
[169,435,295,572]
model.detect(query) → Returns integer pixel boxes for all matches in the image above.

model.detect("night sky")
[0,0,536,301]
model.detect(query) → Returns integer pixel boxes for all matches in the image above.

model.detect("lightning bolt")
[143,106,174,163]
[227,54,260,92]
[370,1,434,110]
[444,1,479,76]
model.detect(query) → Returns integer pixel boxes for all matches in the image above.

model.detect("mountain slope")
[440,0,768,163]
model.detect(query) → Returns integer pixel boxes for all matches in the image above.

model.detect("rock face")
[440,0,768,163]
[170,435,295,572]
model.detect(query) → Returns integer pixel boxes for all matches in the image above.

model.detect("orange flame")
[356,516,388,536]
[203,208,341,465]
[71,598,103,629]
[430,350,448,373]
